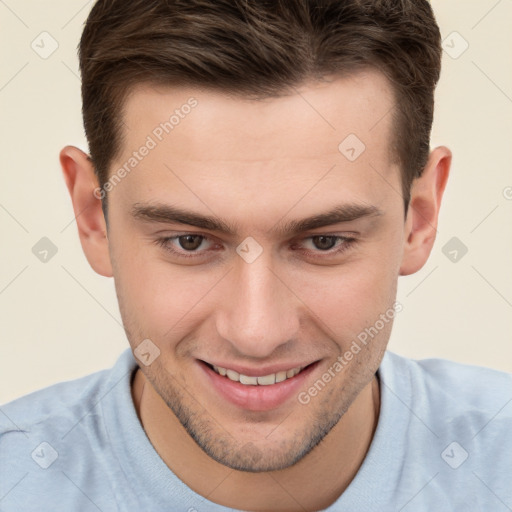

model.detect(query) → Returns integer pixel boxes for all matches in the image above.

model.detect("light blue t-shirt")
[1,348,511,511]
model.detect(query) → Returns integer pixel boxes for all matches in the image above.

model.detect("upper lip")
[200,359,318,376]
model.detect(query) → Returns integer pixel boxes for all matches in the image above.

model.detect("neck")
[131,369,379,512]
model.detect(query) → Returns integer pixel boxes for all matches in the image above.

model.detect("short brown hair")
[79,0,442,211]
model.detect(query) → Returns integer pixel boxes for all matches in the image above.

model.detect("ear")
[60,145,113,277]
[399,146,452,276]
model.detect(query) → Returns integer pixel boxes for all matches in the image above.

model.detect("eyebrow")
[131,202,383,237]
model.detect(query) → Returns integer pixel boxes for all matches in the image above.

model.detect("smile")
[200,360,319,411]
[210,364,305,386]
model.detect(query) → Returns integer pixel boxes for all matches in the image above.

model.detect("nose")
[215,253,300,359]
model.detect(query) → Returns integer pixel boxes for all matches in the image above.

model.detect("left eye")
[301,235,346,251]
[176,234,206,251]
[156,234,213,255]
[308,235,339,251]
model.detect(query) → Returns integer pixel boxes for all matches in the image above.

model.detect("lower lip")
[199,360,318,411]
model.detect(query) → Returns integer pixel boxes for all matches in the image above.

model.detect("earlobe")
[60,145,113,277]
[399,146,452,276]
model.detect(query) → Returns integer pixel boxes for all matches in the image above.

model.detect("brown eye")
[178,235,204,251]
[311,235,337,251]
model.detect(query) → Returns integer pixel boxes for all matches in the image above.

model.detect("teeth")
[257,374,275,385]
[286,368,299,378]
[211,364,304,385]
[275,371,287,383]
[239,374,258,385]
[226,369,239,381]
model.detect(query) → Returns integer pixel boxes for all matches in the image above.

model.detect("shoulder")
[382,350,512,414]
[1,369,107,434]
[375,352,512,508]
[0,349,137,511]
[378,351,512,506]
[1,352,127,430]
[380,351,512,437]
[379,350,512,455]
[0,348,136,444]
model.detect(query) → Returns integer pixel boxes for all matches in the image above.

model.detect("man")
[1,1,511,510]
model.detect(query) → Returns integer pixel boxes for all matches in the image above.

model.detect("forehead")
[121,69,395,162]
[111,70,399,224]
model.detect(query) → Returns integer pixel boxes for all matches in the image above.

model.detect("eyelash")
[154,234,357,261]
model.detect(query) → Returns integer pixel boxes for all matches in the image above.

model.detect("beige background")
[1,0,511,404]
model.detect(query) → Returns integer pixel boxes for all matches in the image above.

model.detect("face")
[104,70,407,471]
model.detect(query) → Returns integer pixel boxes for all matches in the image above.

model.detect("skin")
[60,69,451,511]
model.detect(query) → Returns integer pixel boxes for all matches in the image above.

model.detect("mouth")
[205,361,311,385]
[198,359,319,411]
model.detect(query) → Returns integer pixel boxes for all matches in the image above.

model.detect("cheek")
[112,244,224,340]
[292,250,399,346]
